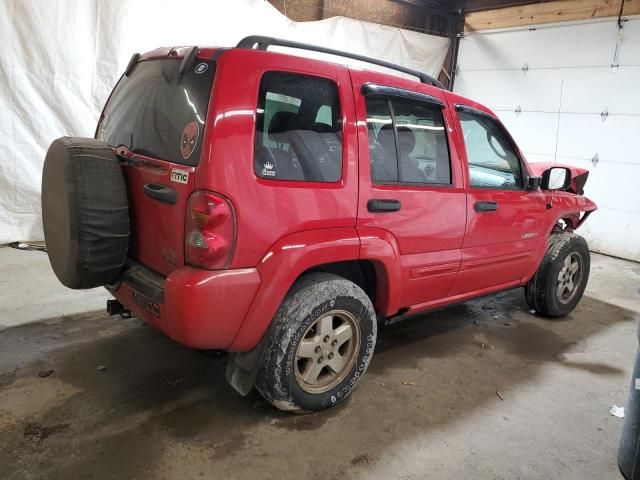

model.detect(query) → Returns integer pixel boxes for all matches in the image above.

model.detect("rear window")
[254,71,342,182]
[97,58,215,166]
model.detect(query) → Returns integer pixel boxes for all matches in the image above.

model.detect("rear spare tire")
[42,137,129,289]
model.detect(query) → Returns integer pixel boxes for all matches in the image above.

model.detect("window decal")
[181,121,199,160]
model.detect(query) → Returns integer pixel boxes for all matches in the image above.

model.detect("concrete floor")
[0,251,638,479]
[0,246,109,328]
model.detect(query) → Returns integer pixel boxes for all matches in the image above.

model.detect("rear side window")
[365,96,397,182]
[365,94,450,185]
[97,58,215,166]
[254,72,342,182]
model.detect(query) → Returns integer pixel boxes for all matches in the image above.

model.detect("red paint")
[113,267,260,349]
[106,45,596,351]
[117,150,195,277]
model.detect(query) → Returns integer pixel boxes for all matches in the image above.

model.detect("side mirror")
[526,176,541,191]
[541,167,571,191]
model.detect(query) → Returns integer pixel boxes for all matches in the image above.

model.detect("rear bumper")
[111,261,261,349]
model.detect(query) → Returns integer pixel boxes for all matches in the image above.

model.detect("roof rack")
[236,35,445,90]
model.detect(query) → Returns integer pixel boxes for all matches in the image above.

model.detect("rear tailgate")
[119,154,195,276]
[96,51,216,276]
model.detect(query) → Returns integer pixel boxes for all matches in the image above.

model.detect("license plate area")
[132,290,160,317]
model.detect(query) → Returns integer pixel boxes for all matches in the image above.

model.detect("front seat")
[371,124,397,182]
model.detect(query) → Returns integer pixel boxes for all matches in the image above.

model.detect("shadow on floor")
[0,289,637,479]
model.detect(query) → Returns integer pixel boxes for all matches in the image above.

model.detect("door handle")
[143,183,176,205]
[368,199,401,212]
[474,201,498,212]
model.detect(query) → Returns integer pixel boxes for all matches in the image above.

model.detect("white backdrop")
[0,0,449,243]
[455,16,640,262]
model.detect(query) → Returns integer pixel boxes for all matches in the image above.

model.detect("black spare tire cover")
[42,137,129,289]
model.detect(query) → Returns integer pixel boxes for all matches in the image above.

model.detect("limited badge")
[194,62,208,74]
[180,121,199,160]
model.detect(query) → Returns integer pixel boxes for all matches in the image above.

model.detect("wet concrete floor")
[0,285,638,479]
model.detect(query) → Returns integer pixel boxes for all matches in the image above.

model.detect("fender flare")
[227,226,404,352]
[357,226,404,317]
[228,227,361,351]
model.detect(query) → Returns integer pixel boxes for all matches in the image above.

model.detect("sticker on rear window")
[180,121,200,160]
[171,169,189,184]
[194,63,208,74]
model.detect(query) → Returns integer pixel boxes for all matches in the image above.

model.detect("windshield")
[97,58,215,166]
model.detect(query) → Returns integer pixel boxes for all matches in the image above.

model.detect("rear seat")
[257,111,341,182]
[286,126,341,182]
[254,111,305,181]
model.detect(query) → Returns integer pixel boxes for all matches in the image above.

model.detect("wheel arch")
[228,227,402,352]
[543,194,597,236]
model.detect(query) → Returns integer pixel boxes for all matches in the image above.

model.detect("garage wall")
[455,16,640,262]
[0,0,449,244]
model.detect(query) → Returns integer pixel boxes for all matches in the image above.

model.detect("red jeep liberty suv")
[42,36,597,413]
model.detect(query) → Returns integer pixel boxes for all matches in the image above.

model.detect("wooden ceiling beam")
[465,0,640,31]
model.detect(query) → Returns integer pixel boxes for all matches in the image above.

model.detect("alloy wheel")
[294,310,361,394]
[556,252,583,304]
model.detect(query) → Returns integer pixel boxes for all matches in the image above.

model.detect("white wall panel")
[456,16,640,261]
[580,209,640,262]
[556,114,640,166]
[561,66,640,114]
[455,69,562,112]
[497,111,560,157]
[459,19,622,70]
[574,161,640,213]
[524,152,555,163]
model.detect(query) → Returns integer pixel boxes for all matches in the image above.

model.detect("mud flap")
[225,336,268,396]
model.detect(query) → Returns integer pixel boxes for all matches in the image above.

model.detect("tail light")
[185,190,236,269]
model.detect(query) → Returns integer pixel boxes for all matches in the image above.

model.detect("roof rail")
[236,35,445,90]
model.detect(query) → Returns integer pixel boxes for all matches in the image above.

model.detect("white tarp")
[0,0,449,242]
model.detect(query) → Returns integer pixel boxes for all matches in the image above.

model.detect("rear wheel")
[256,273,377,413]
[525,232,590,317]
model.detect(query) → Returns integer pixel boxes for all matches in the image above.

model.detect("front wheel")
[525,232,590,317]
[256,273,377,413]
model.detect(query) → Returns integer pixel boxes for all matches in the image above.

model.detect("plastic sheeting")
[0,0,449,242]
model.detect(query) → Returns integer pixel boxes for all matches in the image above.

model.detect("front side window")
[364,94,451,185]
[254,72,342,182]
[458,110,523,189]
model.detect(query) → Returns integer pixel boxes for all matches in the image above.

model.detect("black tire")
[525,232,590,317]
[256,273,377,413]
[42,137,129,289]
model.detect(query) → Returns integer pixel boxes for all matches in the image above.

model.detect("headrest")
[396,126,416,154]
[268,111,298,141]
[376,123,395,146]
